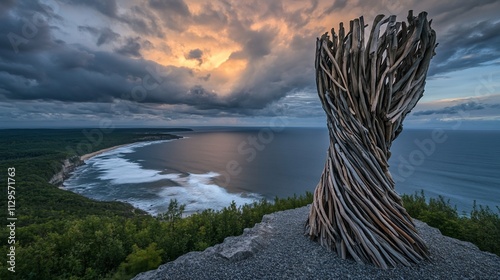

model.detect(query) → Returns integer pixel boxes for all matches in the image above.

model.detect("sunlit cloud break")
[1,0,499,128]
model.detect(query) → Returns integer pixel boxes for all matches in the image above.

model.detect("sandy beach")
[79,133,185,162]
[80,144,133,161]
[49,143,136,187]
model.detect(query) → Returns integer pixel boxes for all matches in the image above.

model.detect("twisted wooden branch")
[305,11,437,268]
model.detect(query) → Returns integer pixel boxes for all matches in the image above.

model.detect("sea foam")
[160,172,262,214]
[65,140,262,216]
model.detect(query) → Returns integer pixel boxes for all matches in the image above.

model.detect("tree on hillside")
[305,11,437,268]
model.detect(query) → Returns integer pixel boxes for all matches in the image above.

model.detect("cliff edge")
[48,156,84,186]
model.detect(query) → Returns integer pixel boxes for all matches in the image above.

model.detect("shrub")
[113,243,163,279]
[402,191,500,256]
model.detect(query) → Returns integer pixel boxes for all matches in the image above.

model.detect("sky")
[1,0,499,129]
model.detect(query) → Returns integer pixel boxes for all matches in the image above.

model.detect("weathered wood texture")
[305,11,437,268]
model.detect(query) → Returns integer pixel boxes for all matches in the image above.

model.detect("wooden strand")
[306,11,437,268]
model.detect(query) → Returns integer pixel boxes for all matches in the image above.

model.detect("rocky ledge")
[134,206,500,280]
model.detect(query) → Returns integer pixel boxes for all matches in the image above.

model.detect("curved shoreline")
[49,134,185,187]
[49,143,141,187]
[80,143,133,161]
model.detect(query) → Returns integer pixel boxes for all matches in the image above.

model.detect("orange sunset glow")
[0,0,499,128]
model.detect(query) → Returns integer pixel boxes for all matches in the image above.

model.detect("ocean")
[64,127,500,215]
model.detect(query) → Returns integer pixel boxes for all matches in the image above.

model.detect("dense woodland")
[0,129,498,279]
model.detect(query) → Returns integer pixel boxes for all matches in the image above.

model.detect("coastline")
[80,131,188,161]
[80,143,132,161]
[48,143,133,188]
[49,133,185,188]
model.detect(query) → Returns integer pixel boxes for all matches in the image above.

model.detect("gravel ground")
[134,206,500,280]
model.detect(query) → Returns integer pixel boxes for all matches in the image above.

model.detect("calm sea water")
[64,128,500,215]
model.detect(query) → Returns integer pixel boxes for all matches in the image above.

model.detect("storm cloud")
[428,19,500,76]
[185,48,203,65]
[78,26,120,46]
[414,101,487,116]
[1,0,499,127]
[60,0,118,18]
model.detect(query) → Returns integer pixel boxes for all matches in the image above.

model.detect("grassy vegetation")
[402,191,500,256]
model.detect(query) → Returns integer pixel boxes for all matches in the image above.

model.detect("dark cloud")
[186,48,202,59]
[61,0,118,18]
[0,60,40,82]
[0,15,231,113]
[115,37,143,58]
[0,2,57,54]
[323,0,349,15]
[0,7,147,104]
[148,0,190,16]
[147,0,191,32]
[0,40,204,106]
[0,0,15,15]
[413,101,489,116]
[429,19,500,76]
[97,28,121,46]
[242,28,276,58]
[51,48,95,70]
[185,48,203,65]
[284,9,312,29]
[60,1,167,38]
[77,25,98,34]
[2,0,499,127]
[199,73,211,81]
[193,3,228,29]
[428,0,498,23]
[184,85,220,107]
[121,5,165,38]
[78,26,120,46]
[223,36,316,111]
[260,1,284,19]
[310,0,500,77]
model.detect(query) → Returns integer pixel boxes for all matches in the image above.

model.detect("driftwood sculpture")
[305,11,437,268]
